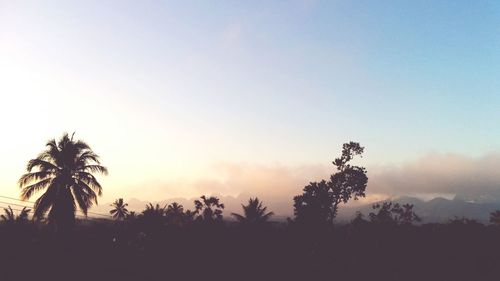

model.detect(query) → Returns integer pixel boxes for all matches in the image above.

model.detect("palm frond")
[76,151,101,165]
[20,178,53,200]
[80,165,108,175]
[44,139,61,164]
[74,180,98,207]
[76,172,103,195]
[26,159,59,173]
[231,213,245,222]
[35,151,54,161]
[45,139,58,151]
[261,211,274,221]
[19,171,55,187]
[33,185,57,219]
[1,206,15,222]
[17,207,31,222]
[71,185,96,215]
[73,140,90,152]
[57,133,71,150]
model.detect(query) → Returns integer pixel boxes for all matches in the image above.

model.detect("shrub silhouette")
[351,211,368,225]
[489,210,500,225]
[126,211,138,221]
[448,216,482,226]
[18,133,107,231]
[1,206,31,224]
[368,202,421,225]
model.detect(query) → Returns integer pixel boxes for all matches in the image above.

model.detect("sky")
[0,1,499,212]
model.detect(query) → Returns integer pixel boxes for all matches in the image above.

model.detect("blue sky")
[0,0,499,202]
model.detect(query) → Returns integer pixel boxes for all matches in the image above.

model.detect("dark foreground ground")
[1,221,500,281]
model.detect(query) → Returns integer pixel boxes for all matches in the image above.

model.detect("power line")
[0,195,35,203]
[0,195,111,217]
[0,206,31,213]
[0,204,89,219]
[0,200,33,210]
[0,204,95,220]
[0,195,111,218]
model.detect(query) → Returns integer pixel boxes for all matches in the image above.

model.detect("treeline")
[2,205,500,281]
[5,195,500,228]
[15,138,372,230]
[9,136,500,229]
[3,134,500,280]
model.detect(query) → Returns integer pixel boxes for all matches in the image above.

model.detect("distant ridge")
[337,196,500,223]
[93,195,500,223]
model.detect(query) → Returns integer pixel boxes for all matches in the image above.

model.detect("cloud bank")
[369,153,500,201]
[110,153,500,216]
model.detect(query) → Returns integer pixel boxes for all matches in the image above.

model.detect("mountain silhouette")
[338,196,500,223]
[90,195,500,223]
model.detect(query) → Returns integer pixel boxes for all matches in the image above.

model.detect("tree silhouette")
[193,195,224,223]
[351,211,368,225]
[165,202,191,225]
[110,198,129,220]
[369,202,421,225]
[127,211,138,221]
[140,203,166,227]
[231,198,274,224]
[1,206,15,222]
[142,203,165,218]
[448,216,481,226]
[293,142,368,225]
[166,202,183,215]
[18,133,107,230]
[489,210,500,225]
[1,206,31,224]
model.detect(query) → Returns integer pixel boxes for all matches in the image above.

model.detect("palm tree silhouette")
[18,133,107,230]
[1,206,31,223]
[1,206,16,222]
[165,202,196,225]
[142,203,165,217]
[110,198,129,220]
[231,198,274,224]
[165,202,185,225]
[140,203,166,228]
[167,202,183,213]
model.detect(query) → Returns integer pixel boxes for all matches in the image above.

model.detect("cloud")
[190,153,500,210]
[115,152,500,216]
[196,162,330,196]
[369,153,500,201]
[189,162,332,215]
